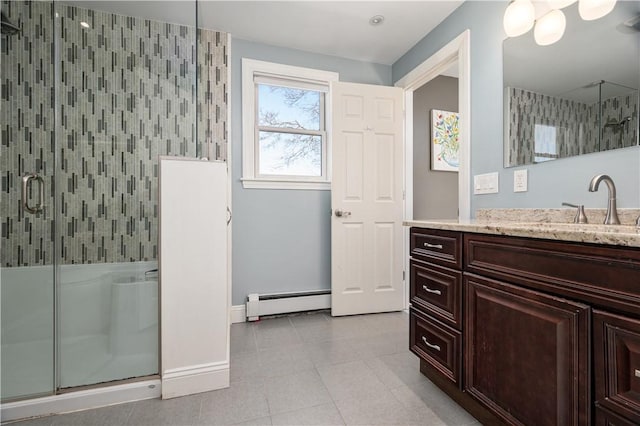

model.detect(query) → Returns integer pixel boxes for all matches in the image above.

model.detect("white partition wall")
[159,157,230,399]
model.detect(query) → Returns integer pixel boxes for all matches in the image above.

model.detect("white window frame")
[241,58,338,190]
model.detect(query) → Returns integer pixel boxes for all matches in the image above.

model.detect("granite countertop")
[404,209,640,248]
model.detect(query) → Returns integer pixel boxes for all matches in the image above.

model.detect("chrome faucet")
[561,202,588,224]
[588,174,620,225]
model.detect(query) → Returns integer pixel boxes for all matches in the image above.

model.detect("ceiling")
[63,1,463,65]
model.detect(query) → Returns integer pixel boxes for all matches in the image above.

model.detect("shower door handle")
[22,173,45,214]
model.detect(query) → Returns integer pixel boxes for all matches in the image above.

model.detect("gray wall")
[393,1,640,213]
[230,38,391,305]
[413,76,459,220]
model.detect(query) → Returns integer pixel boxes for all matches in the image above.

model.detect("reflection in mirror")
[503,1,640,167]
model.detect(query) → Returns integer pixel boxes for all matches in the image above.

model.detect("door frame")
[394,30,471,309]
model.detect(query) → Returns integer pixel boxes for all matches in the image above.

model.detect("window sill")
[241,178,330,190]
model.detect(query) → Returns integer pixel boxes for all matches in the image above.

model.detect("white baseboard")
[0,379,160,422]
[161,362,229,399]
[246,291,331,321]
[230,305,246,323]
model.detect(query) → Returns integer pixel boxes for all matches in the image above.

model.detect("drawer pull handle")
[422,285,442,295]
[421,336,441,351]
[423,242,443,249]
[635,369,640,378]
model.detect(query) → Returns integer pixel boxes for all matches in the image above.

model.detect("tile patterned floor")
[12,311,480,426]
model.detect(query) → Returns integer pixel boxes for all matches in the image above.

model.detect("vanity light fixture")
[504,0,617,46]
[534,9,567,45]
[503,0,536,37]
[578,0,617,21]
[547,0,577,9]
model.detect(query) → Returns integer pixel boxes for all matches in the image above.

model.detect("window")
[534,123,559,163]
[242,59,338,189]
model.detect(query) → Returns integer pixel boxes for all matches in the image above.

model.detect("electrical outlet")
[474,172,499,195]
[514,169,528,192]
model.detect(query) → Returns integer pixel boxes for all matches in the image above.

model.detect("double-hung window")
[242,59,338,189]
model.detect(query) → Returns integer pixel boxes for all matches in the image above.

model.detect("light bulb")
[534,9,566,46]
[547,0,577,9]
[578,0,617,20]
[503,0,536,37]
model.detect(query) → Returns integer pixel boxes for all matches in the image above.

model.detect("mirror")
[503,1,640,167]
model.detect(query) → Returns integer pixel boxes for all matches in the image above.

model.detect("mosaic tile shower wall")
[1,1,55,266]
[507,87,590,166]
[591,92,638,152]
[507,87,638,166]
[1,1,228,267]
[197,28,227,161]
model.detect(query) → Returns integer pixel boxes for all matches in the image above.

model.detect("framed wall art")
[431,109,460,172]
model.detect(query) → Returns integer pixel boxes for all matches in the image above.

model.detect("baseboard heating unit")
[245,289,331,321]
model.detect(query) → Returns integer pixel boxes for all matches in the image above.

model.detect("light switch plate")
[474,172,499,195]
[514,169,528,192]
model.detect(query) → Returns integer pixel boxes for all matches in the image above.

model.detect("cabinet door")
[593,310,640,425]
[465,274,590,426]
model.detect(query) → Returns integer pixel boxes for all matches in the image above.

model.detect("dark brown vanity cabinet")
[408,227,640,426]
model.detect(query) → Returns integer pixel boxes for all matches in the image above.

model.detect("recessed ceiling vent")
[369,15,384,26]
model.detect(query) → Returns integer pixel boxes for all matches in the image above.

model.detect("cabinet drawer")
[410,228,462,269]
[465,233,640,317]
[409,307,461,388]
[410,260,461,329]
[594,310,640,425]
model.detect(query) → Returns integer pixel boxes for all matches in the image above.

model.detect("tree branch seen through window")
[257,85,323,176]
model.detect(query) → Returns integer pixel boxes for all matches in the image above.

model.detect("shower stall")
[590,80,638,152]
[1,0,227,406]
[565,79,639,154]
[505,80,639,166]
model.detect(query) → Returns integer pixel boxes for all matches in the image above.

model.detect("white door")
[331,82,404,316]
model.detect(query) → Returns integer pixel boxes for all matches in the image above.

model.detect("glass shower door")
[2,0,223,398]
[0,0,56,401]
[53,1,197,389]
